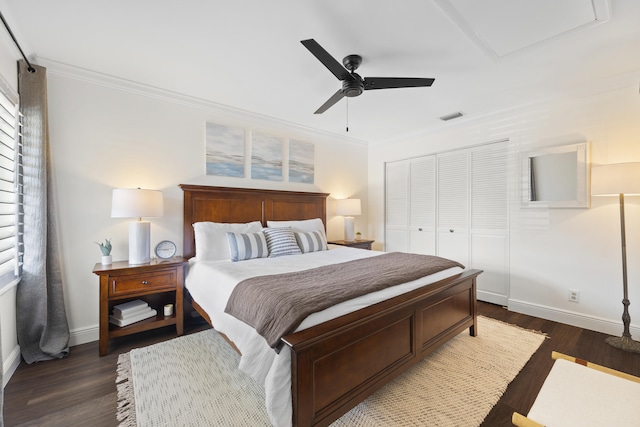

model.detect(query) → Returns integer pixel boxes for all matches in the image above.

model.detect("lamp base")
[344,216,355,241]
[605,335,640,353]
[129,221,151,265]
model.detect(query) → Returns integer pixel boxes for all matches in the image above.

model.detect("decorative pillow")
[295,230,327,253]
[262,227,302,258]
[267,218,327,244]
[193,221,263,261]
[226,231,269,262]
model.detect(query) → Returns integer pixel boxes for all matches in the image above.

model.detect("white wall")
[44,64,368,346]
[369,82,640,337]
[0,25,21,386]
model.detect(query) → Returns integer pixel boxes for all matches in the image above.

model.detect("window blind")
[0,88,23,290]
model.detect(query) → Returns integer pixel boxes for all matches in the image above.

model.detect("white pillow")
[266,218,327,246]
[193,221,262,261]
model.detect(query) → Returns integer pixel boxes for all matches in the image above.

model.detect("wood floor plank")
[4,303,640,427]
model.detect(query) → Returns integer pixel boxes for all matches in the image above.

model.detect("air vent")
[439,111,464,121]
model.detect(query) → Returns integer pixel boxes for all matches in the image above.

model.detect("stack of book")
[109,299,157,327]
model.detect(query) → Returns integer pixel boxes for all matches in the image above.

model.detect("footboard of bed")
[282,269,481,427]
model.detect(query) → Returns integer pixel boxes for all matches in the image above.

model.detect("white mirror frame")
[521,142,590,208]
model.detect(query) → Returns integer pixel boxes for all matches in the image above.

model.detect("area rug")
[116,316,545,426]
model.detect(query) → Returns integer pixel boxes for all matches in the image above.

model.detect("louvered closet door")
[385,161,409,252]
[409,156,436,255]
[437,151,469,266]
[470,143,509,305]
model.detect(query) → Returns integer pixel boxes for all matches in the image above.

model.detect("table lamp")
[111,188,164,265]
[336,198,361,241]
[591,162,640,353]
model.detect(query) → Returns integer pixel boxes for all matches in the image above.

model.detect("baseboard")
[2,344,20,387]
[69,325,99,347]
[477,290,508,306]
[2,328,98,386]
[508,298,640,337]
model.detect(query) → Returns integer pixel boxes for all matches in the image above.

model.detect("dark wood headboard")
[180,185,329,259]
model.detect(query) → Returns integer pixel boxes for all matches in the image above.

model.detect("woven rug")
[116,316,545,426]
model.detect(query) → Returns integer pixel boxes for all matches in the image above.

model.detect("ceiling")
[2,0,640,144]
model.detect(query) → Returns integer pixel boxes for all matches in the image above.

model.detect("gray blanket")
[224,252,464,350]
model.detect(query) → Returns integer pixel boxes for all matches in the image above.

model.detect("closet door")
[437,151,469,266]
[385,161,409,252]
[409,156,436,255]
[470,143,509,305]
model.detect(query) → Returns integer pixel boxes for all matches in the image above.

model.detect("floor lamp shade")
[336,198,361,241]
[591,162,640,196]
[111,188,164,265]
[591,162,640,353]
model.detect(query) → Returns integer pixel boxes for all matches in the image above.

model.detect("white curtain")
[16,60,69,363]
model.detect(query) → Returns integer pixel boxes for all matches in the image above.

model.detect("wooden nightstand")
[93,257,187,356]
[328,239,375,250]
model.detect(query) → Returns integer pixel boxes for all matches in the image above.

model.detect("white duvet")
[185,246,463,427]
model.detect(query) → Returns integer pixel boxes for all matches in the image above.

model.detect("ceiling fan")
[301,39,435,114]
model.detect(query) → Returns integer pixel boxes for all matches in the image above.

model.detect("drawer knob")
[449,229,454,233]
[142,280,148,285]
[418,228,423,231]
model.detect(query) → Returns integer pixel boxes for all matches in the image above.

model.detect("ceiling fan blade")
[363,77,435,90]
[314,89,345,114]
[301,39,355,82]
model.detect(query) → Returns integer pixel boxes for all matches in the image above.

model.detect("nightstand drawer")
[109,270,176,297]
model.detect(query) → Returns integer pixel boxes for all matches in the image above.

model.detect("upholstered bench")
[512,351,640,427]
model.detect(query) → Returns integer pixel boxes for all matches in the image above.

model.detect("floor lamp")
[111,188,164,265]
[591,162,640,353]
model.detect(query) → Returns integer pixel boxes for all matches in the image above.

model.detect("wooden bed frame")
[180,184,481,427]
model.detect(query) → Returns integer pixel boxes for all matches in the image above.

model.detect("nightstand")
[93,257,187,356]
[328,239,375,250]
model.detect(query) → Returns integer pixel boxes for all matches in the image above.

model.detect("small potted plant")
[96,238,112,265]
[355,231,362,241]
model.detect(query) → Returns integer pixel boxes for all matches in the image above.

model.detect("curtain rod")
[0,9,35,73]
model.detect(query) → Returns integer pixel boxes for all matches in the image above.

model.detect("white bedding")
[185,246,463,427]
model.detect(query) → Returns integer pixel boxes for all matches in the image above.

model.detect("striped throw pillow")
[226,231,269,262]
[295,230,327,253]
[262,227,302,257]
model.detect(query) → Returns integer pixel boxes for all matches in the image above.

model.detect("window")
[0,83,23,292]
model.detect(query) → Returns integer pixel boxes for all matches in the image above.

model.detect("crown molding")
[374,67,640,147]
[35,57,368,147]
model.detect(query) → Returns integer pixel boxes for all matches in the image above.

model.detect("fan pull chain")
[346,98,349,132]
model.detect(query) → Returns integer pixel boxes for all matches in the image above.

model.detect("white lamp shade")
[111,188,164,218]
[336,198,361,216]
[591,162,640,196]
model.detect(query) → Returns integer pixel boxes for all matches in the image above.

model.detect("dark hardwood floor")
[4,302,640,427]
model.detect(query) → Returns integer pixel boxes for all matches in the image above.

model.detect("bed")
[180,184,482,427]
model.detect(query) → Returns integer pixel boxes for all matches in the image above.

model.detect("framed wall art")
[289,139,314,184]
[205,122,245,177]
[251,131,283,181]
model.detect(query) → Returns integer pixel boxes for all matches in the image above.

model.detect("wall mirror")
[521,142,590,208]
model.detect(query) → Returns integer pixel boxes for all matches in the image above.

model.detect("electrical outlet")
[569,289,580,303]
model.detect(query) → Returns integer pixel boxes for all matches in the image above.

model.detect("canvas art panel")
[206,122,245,177]
[289,139,314,183]
[251,132,283,181]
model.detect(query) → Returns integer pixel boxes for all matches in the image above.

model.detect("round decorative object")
[155,240,177,259]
